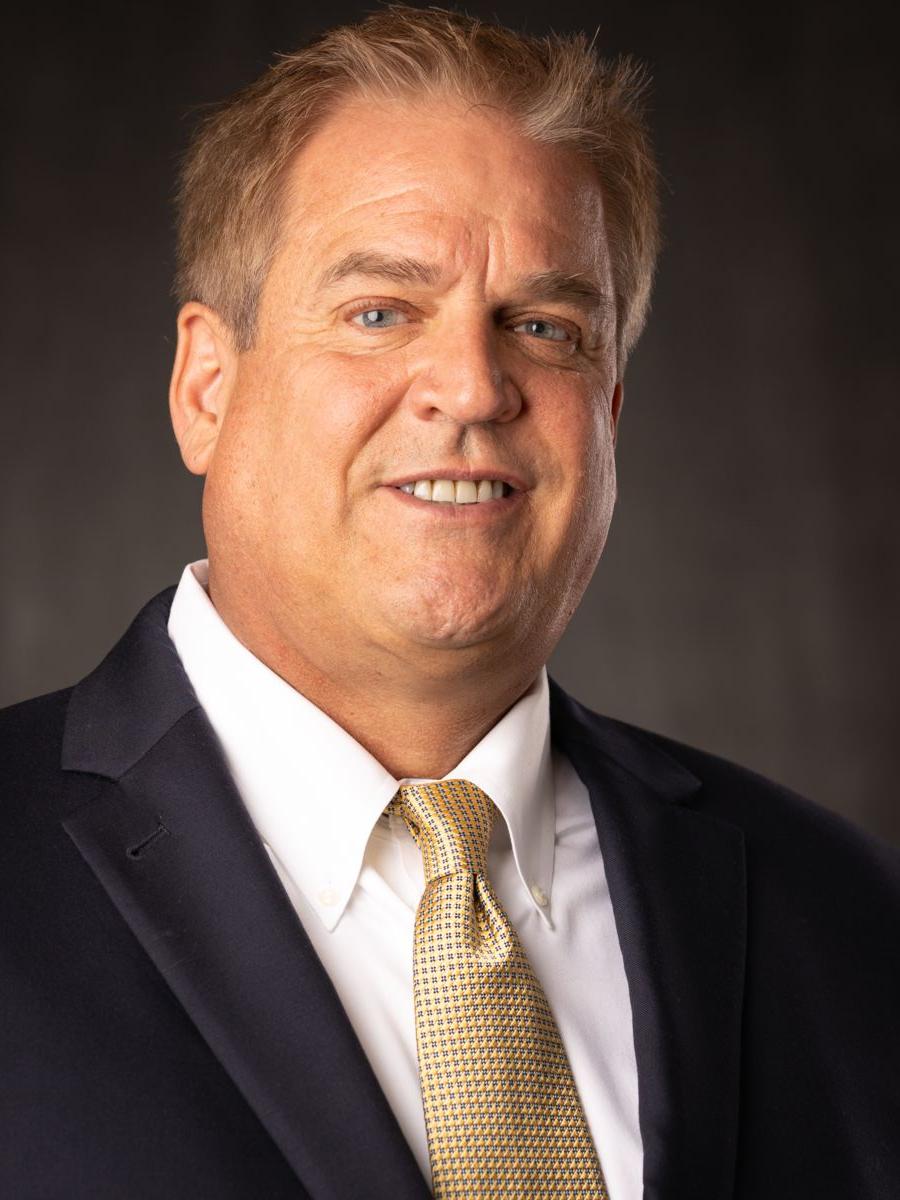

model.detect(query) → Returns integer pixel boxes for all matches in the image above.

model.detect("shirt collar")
[167,559,555,931]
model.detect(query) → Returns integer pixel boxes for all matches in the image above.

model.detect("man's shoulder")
[558,690,899,897]
[645,717,892,844]
[0,686,92,843]
[0,686,73,772]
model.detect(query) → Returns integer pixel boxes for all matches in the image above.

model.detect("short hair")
[174,4,660,375]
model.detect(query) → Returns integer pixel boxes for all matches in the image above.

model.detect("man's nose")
[405,323,523,425]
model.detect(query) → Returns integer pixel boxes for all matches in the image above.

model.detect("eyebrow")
[314,251,613,317]
[316,251,441,291]
[516,269,613,317]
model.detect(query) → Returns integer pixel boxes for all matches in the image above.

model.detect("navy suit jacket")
[2,587,898,1199]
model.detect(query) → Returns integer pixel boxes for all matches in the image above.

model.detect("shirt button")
[318,887,339,907]
[530,883,549,907]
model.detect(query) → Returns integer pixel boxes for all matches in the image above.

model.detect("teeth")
[397,479,510,503]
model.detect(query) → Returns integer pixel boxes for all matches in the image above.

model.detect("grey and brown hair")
[174,4,661,375]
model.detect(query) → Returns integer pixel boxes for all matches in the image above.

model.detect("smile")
[395,479,512,504]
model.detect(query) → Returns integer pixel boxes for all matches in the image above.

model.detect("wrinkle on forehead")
[269,94,612,304]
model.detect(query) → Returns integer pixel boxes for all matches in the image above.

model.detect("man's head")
[169,5,660,701]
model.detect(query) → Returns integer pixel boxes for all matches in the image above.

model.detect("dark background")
[2,0,898,843]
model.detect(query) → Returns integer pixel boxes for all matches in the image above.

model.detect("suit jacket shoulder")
[0,686,90,832]
[555,684,898,890]
[551,682,900,1197]
[553,690,899,1010]
[598,708,899,924]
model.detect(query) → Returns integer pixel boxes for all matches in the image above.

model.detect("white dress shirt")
[167,559,643,1198]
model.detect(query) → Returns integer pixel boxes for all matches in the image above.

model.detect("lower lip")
[380,486,526,520]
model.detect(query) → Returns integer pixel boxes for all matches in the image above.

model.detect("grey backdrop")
[3,0,898,844]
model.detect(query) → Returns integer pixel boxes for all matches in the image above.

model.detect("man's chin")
[381,585,521,656]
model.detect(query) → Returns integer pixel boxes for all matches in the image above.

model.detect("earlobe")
[169,304,235,476]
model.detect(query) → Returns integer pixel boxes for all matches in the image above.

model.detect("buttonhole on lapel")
[127,819,170,860]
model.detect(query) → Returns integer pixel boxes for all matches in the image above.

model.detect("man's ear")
[611,381,624,447]
[169,303,237,475]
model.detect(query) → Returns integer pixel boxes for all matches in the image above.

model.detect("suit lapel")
[550,680,747,1200]
[61,590,430,1200]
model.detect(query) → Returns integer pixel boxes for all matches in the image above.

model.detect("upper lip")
[383,468,530,491]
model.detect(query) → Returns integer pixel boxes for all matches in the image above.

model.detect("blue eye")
[351,307,408,329]
[514,318,571,342]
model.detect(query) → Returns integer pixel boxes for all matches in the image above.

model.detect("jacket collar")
[63,586,191,778]
[549,681,746,1200]
[62,588,745,1200]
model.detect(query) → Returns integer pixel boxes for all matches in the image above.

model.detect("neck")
[283,664,536,780]
[207,579,543,779]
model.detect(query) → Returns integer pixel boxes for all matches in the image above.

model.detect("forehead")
[273,93,611,287]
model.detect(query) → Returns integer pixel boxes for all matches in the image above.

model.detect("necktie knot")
[389,779,495,883]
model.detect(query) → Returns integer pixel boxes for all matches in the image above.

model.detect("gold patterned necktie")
[388,778,609,1198]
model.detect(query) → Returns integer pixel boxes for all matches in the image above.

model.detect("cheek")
[541,390,617,556]
[276,351,406,479]
[534,373,614,488]
[576,408,618,562]
[212,351,403,538]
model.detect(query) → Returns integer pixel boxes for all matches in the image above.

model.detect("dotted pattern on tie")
[389,779,609,1199]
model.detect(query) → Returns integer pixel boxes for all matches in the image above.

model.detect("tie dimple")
[389,778,609,1199]
[391,778,494,882]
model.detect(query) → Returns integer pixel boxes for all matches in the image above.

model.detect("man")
[1,7,897,1199]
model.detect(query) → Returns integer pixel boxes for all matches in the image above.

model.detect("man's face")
[198,94,621,676]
